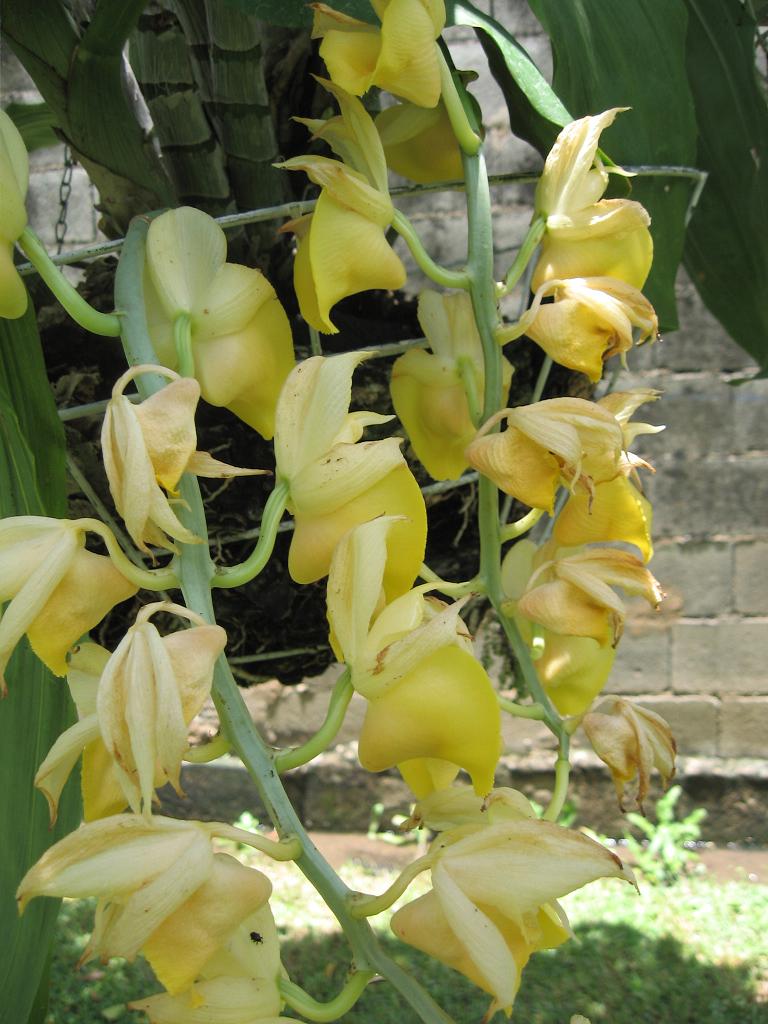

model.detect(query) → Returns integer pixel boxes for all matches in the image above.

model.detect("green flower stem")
[279,971,375,1022]
[183,732,231,764]
[211,826,302,861]
[78,517,178,591]
[173,314,195,376]
[497,696,547,721]
[531,355,553,403]
[436,45,481,156]
[543,743,571,822]
[18,227,121,337]
[349,854,434,919]
[391,211,469,291]
[418,562,482,598]
[457,355,482,426]
[502,218,545,294]
[274,669,353,773]
[211,480,290,589]
[309,324,324,356]
[500,507,544,542]
[115,216,456,1024]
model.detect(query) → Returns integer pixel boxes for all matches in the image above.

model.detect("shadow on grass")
[48,902,766,1024]
[281,921,768,1024]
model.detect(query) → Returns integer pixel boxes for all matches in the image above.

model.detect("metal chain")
[55,146,75,255]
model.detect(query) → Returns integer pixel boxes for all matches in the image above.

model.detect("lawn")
[46,846,768,1024]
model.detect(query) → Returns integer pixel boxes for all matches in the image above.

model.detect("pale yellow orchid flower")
[501,276,658,382]
[0,107,29,319]
[311,1,445,107]
[274,352,426,597]
[144,207,295,438]
[376,100,463,184]
[0,517,137,692]
[391,819,635,1014]
[410,783,537,832]
[583,696,676,811]
[279,81,405,334]
[95,601,226,817]
[102,364,266,554]
[17,815,274,996]
[391,290,513,480]
[533,109,653,290]
[327,516,501,796]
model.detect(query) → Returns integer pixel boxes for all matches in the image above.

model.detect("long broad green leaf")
[220,0,376,27]
[525,0,698,331]
[447,0,570,154]
[0,305,79,1024]
[682,0,768,375]
[4,102,59,153]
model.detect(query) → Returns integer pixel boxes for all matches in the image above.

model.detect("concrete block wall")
[3,6,767,777]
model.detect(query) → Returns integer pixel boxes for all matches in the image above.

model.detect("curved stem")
[18,227,121,336]
[531,355,553,404]
[349,854,434,919]
[436,45,481,156]
[274,669,353,773]
[279,971,375,1022]
[497,696,547,721]
[501,218,545,294]
[457,356,481,426]
[210,826,301,861]
[183,732,231,764]
[418,563,482,598]
[500,507,543,543]
[173,313,195,377]
[77,517,178,591]
[391,211,469,291]
[543,742,571,822]
[211,480,290,588]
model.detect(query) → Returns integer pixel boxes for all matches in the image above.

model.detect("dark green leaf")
[3,101,59,152]
[683,0,768,375]
[0,306,79,1024]
[219,0,376,28]
[447,0,570,154]
[526,0,699,331]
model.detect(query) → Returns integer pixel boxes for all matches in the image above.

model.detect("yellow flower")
[555,471,655,562]
[391,819,635,1014]
[274,353,426,596]
[311,1,445,107]
[466,396,624,512]
[501,276,658,382]
[391,290,513,480]
[0,108,29,319]
[99,602,226,817]
[410,783,537,832]
[501,540,615,715]
[533,109,653,290]
[17,815,274,996]
[583,696,676,810]
[0,517,137,692]
[376,100,463,183]
[102,364,265,554]
[279,82,405,334]
[144,206,295,438]
[327,517,501,795]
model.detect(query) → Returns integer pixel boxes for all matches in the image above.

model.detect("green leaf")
[682,0,768,375]
[219,0,376,28]
[0,304,79,1024]
[525,0,699,331]
[447,0,570,154]
[3,101,59,152]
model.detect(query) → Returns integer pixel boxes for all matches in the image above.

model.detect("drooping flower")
[327,516,501,795]
[17,816,274,996]
[144,206,295,438]
[0,107,29,319]
[102,364,265,553]
[533,109,653,290]
[95,601,226,817]
[311,1,446,108]
[391,289,513,480]
[278,81,405,334]
[410,782,537,832]
[391,819,635,1014]
[583,696,676,810]
[376,100,463,183]
[499,276,658,382]
[0,518,137,692]
[274,352,426,597]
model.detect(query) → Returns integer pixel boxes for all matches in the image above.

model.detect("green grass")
[45,853,768,1024]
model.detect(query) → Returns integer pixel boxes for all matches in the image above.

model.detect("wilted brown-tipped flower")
[583,696,677,811]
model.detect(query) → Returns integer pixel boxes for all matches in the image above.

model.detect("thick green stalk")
[114,216,455,1024]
